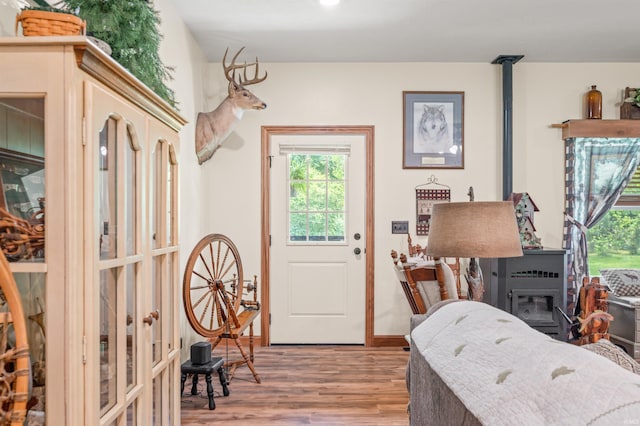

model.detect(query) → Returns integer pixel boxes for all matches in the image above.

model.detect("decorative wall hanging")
[195,47,268,165]
[403,91,464,169]
[415,175,450,236]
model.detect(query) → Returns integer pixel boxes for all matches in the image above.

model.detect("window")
[287,153,346,243]
[588,166,640,276]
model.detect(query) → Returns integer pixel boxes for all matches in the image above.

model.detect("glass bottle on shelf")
[586,85,602,119]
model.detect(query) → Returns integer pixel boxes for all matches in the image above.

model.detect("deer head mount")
[195,47,268,164]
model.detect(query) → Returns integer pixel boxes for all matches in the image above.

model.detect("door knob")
[354,233,361,240]
[142,309,160,325]
[354,247,361,255]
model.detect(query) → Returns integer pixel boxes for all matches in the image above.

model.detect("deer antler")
[223,47,268,87]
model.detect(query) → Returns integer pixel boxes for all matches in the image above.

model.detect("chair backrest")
[406,234,462,298]
[391,250,457,314]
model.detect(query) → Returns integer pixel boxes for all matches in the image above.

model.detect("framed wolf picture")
[402,91,464,169]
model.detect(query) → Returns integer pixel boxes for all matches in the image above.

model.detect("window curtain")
[563,137,640,313]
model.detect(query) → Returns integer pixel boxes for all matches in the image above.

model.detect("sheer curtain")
[563,137,640,313]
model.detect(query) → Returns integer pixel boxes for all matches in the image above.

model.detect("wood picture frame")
[403,91,464,169]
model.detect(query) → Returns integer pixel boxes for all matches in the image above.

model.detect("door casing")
[260,125,375,346]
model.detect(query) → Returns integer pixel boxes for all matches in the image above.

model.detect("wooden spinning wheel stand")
[183,234,261,384]
[0,252,30,425]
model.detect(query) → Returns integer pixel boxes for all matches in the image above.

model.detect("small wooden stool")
[181,357,230,410]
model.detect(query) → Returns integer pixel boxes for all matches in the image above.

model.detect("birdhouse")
[508,192,543,249]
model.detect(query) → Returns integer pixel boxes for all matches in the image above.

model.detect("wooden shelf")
[551,119,640,139]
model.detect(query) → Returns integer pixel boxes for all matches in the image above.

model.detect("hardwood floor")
[180,345,410,425]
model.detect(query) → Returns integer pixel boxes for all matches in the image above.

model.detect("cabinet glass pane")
[125,127,137,256]
[152,374,162,425]
[0,98,45,263]
[151,256,162,365]
[100,268,118,414]
[13,272,45,415]
[0,98,44,156]
[126,264,136,389]
[167,253,174,350]
[126,400,137,426]
[166,160,173,246]
[151,142,160,249]
[168,363,175,424]
[99,118,118,260]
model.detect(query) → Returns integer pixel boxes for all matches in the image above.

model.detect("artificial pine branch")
[64,0,177,108]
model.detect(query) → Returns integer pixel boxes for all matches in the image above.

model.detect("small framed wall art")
[415,175,450,236]
[403,91,464,169]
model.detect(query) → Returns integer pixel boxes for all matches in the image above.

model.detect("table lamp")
[425,201,523,301]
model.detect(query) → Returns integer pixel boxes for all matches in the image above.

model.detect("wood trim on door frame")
[261,125,375,346]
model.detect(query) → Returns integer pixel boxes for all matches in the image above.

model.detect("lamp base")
[465,258,484,302]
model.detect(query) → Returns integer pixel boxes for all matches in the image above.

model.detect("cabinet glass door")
[97,117,143,424]
[86,84,146,426]
[149,134,180,424]
[0,97,47,421]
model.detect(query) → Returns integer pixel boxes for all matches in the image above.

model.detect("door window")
[288,153,346,243]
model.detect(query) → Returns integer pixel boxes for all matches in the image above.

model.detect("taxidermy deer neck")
[195,47,268,165]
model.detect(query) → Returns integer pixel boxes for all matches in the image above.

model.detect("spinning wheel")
[0,252,29,425]
[183,234,244,338]
[183,234,261,383]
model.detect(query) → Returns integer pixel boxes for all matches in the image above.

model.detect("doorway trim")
[260,125,375,346]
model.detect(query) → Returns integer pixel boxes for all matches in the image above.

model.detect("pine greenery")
[63,0,177,108]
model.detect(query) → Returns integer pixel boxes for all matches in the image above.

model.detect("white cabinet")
[0,36,186,425]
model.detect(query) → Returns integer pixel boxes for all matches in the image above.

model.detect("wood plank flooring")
[180,345,410,425]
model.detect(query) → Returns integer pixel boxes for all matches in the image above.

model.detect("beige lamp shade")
[425,201,523,259]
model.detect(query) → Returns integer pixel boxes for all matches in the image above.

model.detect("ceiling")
[167,0,640,63]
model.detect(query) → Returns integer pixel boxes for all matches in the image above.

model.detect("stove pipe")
[492,55,524,201]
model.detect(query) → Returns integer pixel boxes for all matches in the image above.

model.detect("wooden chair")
[391,250,457,314]
[406,234,463,299]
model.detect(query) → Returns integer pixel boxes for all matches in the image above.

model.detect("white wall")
[152,0,208,355]
[3,3,640,339]
[200,60,640,336]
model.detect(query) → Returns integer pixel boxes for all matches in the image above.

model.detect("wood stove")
[480,249,568,340]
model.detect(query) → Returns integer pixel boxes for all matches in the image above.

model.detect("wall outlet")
[391,221,409,234]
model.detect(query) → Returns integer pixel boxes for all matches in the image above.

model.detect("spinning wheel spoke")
[198,252,216,283]
[191,267,212,284]
[219,261,237,284]
[191,288,212,310]
[209,242,217,278]
[197,293,214,325]
[218,247,231,278]
[189,284,212,291]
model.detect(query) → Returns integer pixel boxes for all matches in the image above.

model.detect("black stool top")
[181,357,224,374]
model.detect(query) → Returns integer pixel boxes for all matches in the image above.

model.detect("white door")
[270,134,366,344]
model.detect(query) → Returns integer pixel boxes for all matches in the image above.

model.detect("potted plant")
[621,87,640,119]
[63,0,176,107]
[16,0,85,36]
[624,88,640,107]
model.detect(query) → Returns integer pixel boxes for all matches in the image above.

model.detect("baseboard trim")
[371,335,407,347]
[237,335,406,347]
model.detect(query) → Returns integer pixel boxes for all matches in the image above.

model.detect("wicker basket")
[15,9,85,36]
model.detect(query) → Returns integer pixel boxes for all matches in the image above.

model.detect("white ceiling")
[167,0,640,63]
